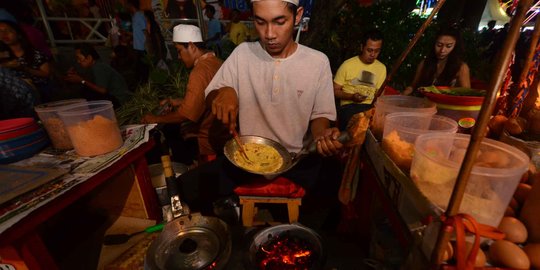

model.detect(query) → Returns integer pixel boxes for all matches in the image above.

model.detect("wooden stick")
[373,0,447,102]
[430,0,534,266]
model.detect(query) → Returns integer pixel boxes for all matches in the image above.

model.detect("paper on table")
[0,124,156,234]
[0,165,67,205]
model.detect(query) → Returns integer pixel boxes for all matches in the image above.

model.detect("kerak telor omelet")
[233,143,283,174]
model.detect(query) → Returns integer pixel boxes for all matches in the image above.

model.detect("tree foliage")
[303,1,486,91]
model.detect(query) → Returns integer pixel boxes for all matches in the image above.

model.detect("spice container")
[58,100,123,156]
[34,99,86,150]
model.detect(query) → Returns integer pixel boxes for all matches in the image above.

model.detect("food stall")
[351,0,540,268]
[0,100,160,269]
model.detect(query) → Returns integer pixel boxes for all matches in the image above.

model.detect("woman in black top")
[404,26,471,96]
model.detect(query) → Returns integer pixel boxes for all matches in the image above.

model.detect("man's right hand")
[352,93,367,103]
[403,87,414,95]
[211,87,239,132]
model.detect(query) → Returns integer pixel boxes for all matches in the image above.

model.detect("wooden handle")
[231,129,250,160]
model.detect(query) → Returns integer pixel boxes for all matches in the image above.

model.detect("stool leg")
[287,201,300,223]
[242,201,255,227]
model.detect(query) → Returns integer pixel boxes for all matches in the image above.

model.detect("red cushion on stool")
[233,177,306,198]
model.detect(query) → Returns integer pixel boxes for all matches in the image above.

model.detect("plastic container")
[423,90,484,133]
[58,100,123,156]
[0,118,39,141]
[0,127,49,164]
[410,133,529,227]
[382,113,458,172]
[372,96,436,139]
[34,99,86,150]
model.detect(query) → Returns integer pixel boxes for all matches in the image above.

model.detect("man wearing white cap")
[142,24,227,163]
[204,0,343,189]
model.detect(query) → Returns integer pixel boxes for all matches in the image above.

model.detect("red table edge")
[0,139,159,244]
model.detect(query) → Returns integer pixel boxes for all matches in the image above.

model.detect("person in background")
[11,4,53,59]
[201,0,223,20]
[205,4,222,56]
[0,67,36,120]
[169,0,196,19]
[404,26,470,96]
[141,24,228,165]
[227,9,250,46]
[480,20,497,48]
[333,28,386,131]
[143,10,167,66]
[0,20,52,103]
[117,11,132,46]
[64,44,131,108]
[125,0,148,85]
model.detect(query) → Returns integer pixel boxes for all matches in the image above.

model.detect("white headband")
[251,0,299,6]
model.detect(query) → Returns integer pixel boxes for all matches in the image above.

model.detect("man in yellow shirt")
[333,28,386,131]
[228,9,250,45]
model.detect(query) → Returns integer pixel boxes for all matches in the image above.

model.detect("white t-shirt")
[205,42,336,153]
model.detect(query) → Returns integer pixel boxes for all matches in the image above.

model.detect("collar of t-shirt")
[254,42,299,62]
[194,52,216,66]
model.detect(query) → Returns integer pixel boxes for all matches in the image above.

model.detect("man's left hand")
[315,127,343,157]
[141,114,157,124]
[64,73,83,83]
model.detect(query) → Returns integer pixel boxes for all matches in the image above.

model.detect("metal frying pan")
[223,132,350,177]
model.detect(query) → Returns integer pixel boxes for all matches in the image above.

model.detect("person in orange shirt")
[142,24,228,164]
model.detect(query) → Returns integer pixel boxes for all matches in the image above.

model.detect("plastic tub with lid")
[58,100,123,156]
[410,133,529,227]
[34,99,86,150]
[371,95,436,140]
[382,112,458,172]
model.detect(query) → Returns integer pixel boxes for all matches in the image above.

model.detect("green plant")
[115,61,189,126]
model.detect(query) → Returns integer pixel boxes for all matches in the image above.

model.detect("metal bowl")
[223,135,293,176]
[145,214,231,270]
[245,223,326,270]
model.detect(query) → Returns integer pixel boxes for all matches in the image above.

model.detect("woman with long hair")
[404,26,471,96]
[0,20,52,102]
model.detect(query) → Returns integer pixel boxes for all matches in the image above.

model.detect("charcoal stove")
[245,223,325,270]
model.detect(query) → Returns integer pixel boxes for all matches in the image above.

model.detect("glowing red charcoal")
[256,235,316,270]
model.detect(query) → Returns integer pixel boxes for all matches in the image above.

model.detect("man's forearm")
[335,89,356,100]
[310,117,331,138]
[152,111,188,124]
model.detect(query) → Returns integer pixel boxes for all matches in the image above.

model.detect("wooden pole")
[373,0,446,102]
[430,0,534,266]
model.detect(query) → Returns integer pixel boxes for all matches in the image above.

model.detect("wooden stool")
[234,177,306,227]
[238,196,302,227]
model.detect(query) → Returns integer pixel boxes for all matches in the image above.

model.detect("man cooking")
[176,0,343,213]
[206,0,343,187]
